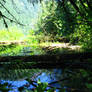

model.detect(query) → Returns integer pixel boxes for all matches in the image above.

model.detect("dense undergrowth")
[33,0,92,50]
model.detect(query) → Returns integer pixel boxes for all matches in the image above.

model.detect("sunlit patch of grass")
[0,44,46,56]
[0,45,24,56]
[0,27,24,41]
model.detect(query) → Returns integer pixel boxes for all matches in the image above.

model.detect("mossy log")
[0,52,92,62]
[2,62,92,69]
[0,52,92,69]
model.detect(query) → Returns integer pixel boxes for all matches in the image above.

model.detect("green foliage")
[27,29,55,43]
[35,0,77,41]
[0,45,24,56]
[0,82,10,92]
[0,80,56,92]
[0,0,92,91]
[35,0,60,40]
[26,79,56,92]
[0,27,24,41]
[26,30,39,44]
[47,88,56,92]
[70,24,92,48]
[34,0,92,49]
[34,80,48,92]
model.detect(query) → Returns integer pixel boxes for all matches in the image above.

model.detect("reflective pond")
[0,44,64,92]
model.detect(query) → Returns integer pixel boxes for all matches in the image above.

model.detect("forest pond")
[0,44,64,92]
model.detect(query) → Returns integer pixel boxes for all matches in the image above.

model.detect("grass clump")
[0,27,24,41]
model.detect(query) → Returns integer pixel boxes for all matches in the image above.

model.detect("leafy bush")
[70,24,92,49]
[34,0,59,41]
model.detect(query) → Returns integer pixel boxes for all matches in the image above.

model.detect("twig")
[0,1,18,22]
[49,77,71,85]
[1,12,25,26]
[0,2,26,26]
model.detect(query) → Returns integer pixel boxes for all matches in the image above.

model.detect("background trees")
[34,0,92,48]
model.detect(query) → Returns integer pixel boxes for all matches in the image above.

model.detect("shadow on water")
[0,44,64,92]
[0,44,91,92]
[0,69,62,92]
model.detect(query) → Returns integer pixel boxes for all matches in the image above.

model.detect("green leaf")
[37,79,41,84]
[34,81,48,92]
[47,88,56,92]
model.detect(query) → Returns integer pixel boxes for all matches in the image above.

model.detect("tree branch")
[68,0,84,18]
[0,11,25,26]
[0,2,26,26]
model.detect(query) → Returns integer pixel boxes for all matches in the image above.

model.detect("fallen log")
[0,41,26,45]
[1,62,92,69]
[0,52,92,63]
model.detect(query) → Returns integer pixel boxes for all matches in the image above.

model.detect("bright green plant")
[27,79,56,92]
[0,45,24,56]
[34,80,48,92]
[0,27,24,41]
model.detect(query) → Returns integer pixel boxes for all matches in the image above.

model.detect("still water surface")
[0,45,63,92]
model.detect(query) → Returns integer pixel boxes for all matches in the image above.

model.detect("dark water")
[0,69,62,92]
[0,45,65,92]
